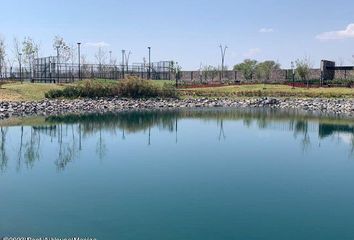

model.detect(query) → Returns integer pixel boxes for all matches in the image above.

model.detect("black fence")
[32,57,175,83]
[0,57,176,83]
[0,66,32,82]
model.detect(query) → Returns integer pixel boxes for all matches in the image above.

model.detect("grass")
[180,84,354,98]
[0,82,65,101]
[1,81,354,101]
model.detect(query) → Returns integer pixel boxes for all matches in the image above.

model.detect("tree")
[233,59,258,81]
[22,37,40,76]
[13,37,22,67]
[95,46,107,66]
[0,36,5,78]
[255,60,281,82]
[202,65,218,83]
[124,51,132,71]
[13,38,24,83]
[295,57,313,88]
[53,36,72,63]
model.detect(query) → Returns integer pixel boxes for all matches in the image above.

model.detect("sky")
[0,0,353,70]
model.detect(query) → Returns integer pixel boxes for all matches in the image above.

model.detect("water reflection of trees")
[0,127,8,171]
[0,108,354,172]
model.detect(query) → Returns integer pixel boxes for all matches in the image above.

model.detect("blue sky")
[0,0,353,69]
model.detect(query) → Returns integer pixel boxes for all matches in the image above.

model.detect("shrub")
[45,77,178,99]
[117,77,159,98]
[45,89,63,98]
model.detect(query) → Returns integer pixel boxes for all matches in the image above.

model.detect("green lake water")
[1,108,354,239]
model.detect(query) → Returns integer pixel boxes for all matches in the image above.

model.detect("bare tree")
[53,36,72,63]
[13,37,22,67]
[95,46,107,66]
[125,51,132,71]
[22,37,40,77]
[0,36,5,78]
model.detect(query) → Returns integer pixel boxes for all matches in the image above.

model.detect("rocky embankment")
[0,97,354,119]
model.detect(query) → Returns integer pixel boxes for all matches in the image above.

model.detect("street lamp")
[19,53,22,83]
[175,61,179,88]
[148,47,151,80]
[291,61,295,89]
[77,42,81,80]
[56,45,60,83]
[109,51,112,65]
[31,50,35,81]
[122,50,125,79]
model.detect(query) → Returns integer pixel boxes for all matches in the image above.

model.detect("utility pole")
[148,47,151,80]
[77,42,81,81]
[121,50,125,79]
[219,45,228,80]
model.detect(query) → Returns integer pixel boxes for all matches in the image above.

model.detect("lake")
[1,108,354,240]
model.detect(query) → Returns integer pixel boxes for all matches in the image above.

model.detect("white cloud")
[85,41,110,48]
[316,23,354,41]
[259,28,274,33]
[243,48,261,58]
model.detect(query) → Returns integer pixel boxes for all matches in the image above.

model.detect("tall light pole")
[19,53,22,83]
[56,45,60,83]
[109,51,112,65]
[77,42,81,81]
[175,61,179,88]
[31,50,35,81]
[291,61,295,89]
[148,47,151,80]
[219,45,228,80]
[122,50,125,79]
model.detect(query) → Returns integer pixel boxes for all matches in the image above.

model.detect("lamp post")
[77,42,81,81]
[122,50,125,79]
[175,61,179,88]
[19,53,22,83]
[291,61,295,89]
[109,51,112,65]
[56,46,60,83]
[148,47,151,80]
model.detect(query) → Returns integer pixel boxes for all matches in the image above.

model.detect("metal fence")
[0,66,32,81]
[34,57,176,83]
[0,57,176,83]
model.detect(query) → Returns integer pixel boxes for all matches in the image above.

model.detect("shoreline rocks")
[1,97,354,119]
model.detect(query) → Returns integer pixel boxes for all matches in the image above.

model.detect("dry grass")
[0,83,65,101]
[2,82,354,101]
[180,84,354,98]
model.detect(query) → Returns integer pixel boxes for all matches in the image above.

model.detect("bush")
[117,77,159,98]
[331,79,354,87]
[45,77,178,99]
[45,89,64,98]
